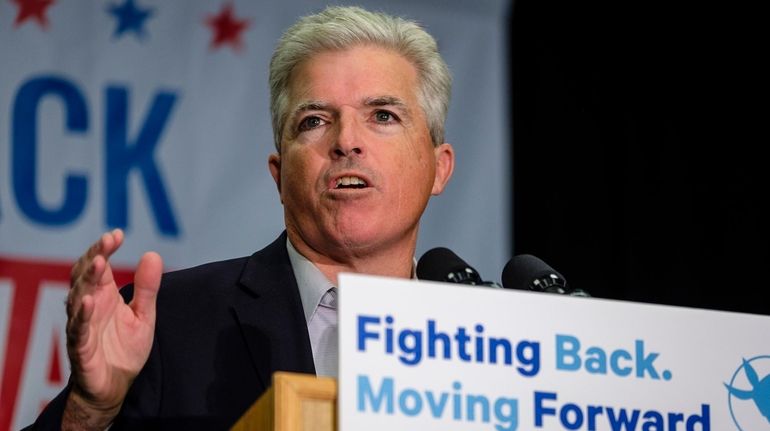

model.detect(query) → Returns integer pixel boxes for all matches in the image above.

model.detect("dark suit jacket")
[29,232,316,430]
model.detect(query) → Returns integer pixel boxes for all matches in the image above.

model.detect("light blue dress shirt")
[286,238,416,378]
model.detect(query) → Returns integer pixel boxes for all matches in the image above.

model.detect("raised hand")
[63,230,162,429]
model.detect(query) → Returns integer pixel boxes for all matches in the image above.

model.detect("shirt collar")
[286,238,418,323]
[286,238,335,324]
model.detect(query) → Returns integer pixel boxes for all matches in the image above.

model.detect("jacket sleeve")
[21,381,72,430]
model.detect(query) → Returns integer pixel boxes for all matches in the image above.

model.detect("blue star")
[107,0,153,40]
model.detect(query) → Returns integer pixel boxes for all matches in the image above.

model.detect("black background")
[510,1,766,314]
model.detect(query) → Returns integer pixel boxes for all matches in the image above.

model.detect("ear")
[431,143,455,195]
[268,153,283,201]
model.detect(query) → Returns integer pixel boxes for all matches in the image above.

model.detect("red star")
[12,0,56,29]
[205,2,250,52]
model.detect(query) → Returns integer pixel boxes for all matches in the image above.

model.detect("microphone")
[417,247,502,288]
[501,254,590,297]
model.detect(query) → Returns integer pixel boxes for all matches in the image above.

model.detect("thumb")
[131,251,163,321]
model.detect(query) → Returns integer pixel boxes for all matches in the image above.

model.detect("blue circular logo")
[726,355,770,430]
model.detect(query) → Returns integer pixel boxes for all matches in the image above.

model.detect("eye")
[373,110,398,123]
[298,116,326,132]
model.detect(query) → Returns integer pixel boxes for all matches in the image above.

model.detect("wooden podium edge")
[231,372,338,431]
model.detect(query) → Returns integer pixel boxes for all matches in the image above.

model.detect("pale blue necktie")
[313,287,338,377]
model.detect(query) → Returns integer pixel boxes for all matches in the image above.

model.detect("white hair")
[269,5,452,151]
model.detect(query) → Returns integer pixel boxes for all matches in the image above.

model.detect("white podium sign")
[338,273,770,431]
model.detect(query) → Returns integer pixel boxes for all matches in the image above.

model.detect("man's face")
[269,45,453,260]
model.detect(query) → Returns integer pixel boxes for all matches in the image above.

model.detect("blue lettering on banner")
[12,76,89,225]
[7,75,180,235]
[533,391,710,430]
[358,375,518,431]
[105,86,179,236]
[357,314,540,376]
[555,334,671,380]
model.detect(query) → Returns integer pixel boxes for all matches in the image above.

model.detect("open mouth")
[334,176,368,189]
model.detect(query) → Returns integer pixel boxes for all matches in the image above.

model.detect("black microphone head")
[502,254,579,295]
[417,247,484,285]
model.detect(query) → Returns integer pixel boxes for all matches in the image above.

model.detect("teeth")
[335,176,367,188]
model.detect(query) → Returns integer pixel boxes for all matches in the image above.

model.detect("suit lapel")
[229,233,316,389]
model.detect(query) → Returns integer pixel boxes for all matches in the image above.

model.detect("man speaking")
[28,5,455,430]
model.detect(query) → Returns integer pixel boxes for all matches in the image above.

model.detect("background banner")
[0,1,510,428]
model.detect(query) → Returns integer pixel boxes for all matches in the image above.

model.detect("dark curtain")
[510,0,766,314]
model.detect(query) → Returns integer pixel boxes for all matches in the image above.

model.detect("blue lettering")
[453,381,462,420]
[398,329,422,365]
[357,315,380,351]
[686,405,710,431]
[642,410,664,430]
[425,390,448,418]
[517,341,540,376]
[355,315,540,377]
[105,86,179,236]
[668,411,684,429]
[357,376,519,430]
[494,397,518,431]
[635,340,660,379]
[534,391,709,430]
[475,324,485,362]
[398,389,423,416]
[467,395,490,422]
[586,405,604,430]
[556,334,581,371]
[585,346,607,374]
[12,76,88,225]
[357,375,394,414]
[455,327,472,361]
[427,319,451,359]
[610,349,632,376]
[534,391,557,427]
[560,403,583,430]
[556,335,662,380]
[607,407,641,429]
[489,337,512,365]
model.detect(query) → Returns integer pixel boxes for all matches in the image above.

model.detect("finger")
[67,294,95,350]
[87,229,124,261]
[67,257,102,317]
[77,228,125,287]
[84,255,110,287]
[130,252,163,322]
[71,229,124,287]
[71,233,109,285]
[67,253,117,322]
[99,228,125,260]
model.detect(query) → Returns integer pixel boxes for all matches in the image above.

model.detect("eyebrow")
[290,100,328,117]
[289,95,413,124]
[364,96,412,119]
[286,100,327,131]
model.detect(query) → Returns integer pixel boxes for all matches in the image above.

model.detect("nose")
[331,111,364,159]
